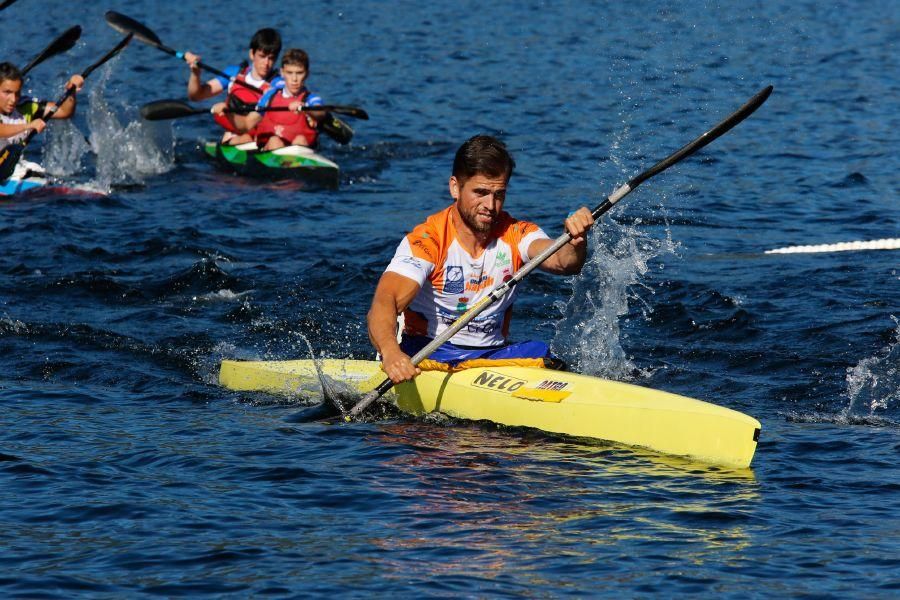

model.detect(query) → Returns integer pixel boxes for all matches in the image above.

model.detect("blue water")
[2,0,899,596]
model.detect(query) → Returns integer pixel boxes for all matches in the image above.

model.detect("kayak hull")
[203,141,340,187]
[0,175,46,196]
[219,359,761,468]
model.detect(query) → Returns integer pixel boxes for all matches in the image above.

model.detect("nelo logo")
[472,370,525,393]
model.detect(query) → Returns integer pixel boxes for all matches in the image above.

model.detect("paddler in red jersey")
[367,135,595,384]
[182,28,283,145]
[246,48,325,150]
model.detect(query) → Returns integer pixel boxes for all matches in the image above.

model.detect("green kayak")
[203,142,340,187]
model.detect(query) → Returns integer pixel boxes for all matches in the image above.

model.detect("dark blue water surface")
[2,0,899,596]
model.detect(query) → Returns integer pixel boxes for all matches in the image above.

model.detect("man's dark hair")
[250,28,282,57]
[452,135,515,184]
[282,48,309,70]
[0,62,23,86]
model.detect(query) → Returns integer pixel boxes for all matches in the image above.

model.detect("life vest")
[254,88,319,147]
[212,65,275,134]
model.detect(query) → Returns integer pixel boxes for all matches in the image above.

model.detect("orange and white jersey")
[386,204,549,347]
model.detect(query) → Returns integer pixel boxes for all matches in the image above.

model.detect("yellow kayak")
[219,359,761,468]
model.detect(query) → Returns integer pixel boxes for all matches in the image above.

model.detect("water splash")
[43,120,92,177]
[842,316,900,419]
[292,330,355,415]
[85,64,174,192]
[551,217,677,379]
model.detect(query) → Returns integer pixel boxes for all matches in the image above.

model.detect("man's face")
[0,78,22,115]
[249,49,277,79]
[280,63,308,95]
[450,173,508,234]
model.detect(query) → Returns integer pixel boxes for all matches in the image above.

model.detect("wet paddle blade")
[140,99,205,120]
[105,11,163,47]
[21,25,82,76]
[0,143,25,182]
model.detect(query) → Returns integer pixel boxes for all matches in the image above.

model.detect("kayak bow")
[203,141,340,187]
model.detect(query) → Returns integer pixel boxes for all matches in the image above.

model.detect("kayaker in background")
[368,134,595,384]
[0,61,83,179]
[182,28,283,145]
[247,48,325,150]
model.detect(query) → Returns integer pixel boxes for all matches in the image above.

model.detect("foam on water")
[843,316,900,420]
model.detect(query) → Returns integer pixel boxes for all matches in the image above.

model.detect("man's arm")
[531,206,595,275]
[367,271,422,384]
[184,51,224,101]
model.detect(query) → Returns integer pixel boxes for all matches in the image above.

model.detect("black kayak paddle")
[140,98,369,121]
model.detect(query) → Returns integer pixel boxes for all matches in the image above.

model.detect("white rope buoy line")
[764,238,900,255]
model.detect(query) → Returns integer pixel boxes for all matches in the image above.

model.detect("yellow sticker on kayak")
[511,380,572,403]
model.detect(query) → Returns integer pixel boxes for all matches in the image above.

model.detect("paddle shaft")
[188,104,358,117]
[347,84,774,418]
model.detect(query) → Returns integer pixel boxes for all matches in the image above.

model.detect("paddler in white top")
[182,28,283,146]
[0,62,83,179]
[368,134,595,385]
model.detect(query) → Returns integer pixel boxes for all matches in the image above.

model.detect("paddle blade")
[319,114,354,145]
[629,85,773,189]
[326,105,369,120]
[0,0,20,10]
[140,99,203,120]
[21,25,82,76]
[105,11,163,47]
[0,143,25,182]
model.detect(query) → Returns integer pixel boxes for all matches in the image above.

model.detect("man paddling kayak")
[0,62,83,181]
[182,28,283,145]
[368,135,594,384]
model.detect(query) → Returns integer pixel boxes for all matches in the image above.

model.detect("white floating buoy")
[764,238,900,255]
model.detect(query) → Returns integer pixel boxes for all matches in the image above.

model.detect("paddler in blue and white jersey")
[182,28,283,146]
[367,134,595,385]
[0,62,83,181]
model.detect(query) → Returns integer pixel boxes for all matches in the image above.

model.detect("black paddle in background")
[21,25,82,77]
[0,34,133,182]
[0,0,20,10]
[106,11,361,144]
[345,85,775,419]
[105,11,268,95]
[139,98,369,121]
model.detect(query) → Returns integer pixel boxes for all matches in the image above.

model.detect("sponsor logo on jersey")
[465,274,495,293]
[443,265,464,294]
[399,256,425,270]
